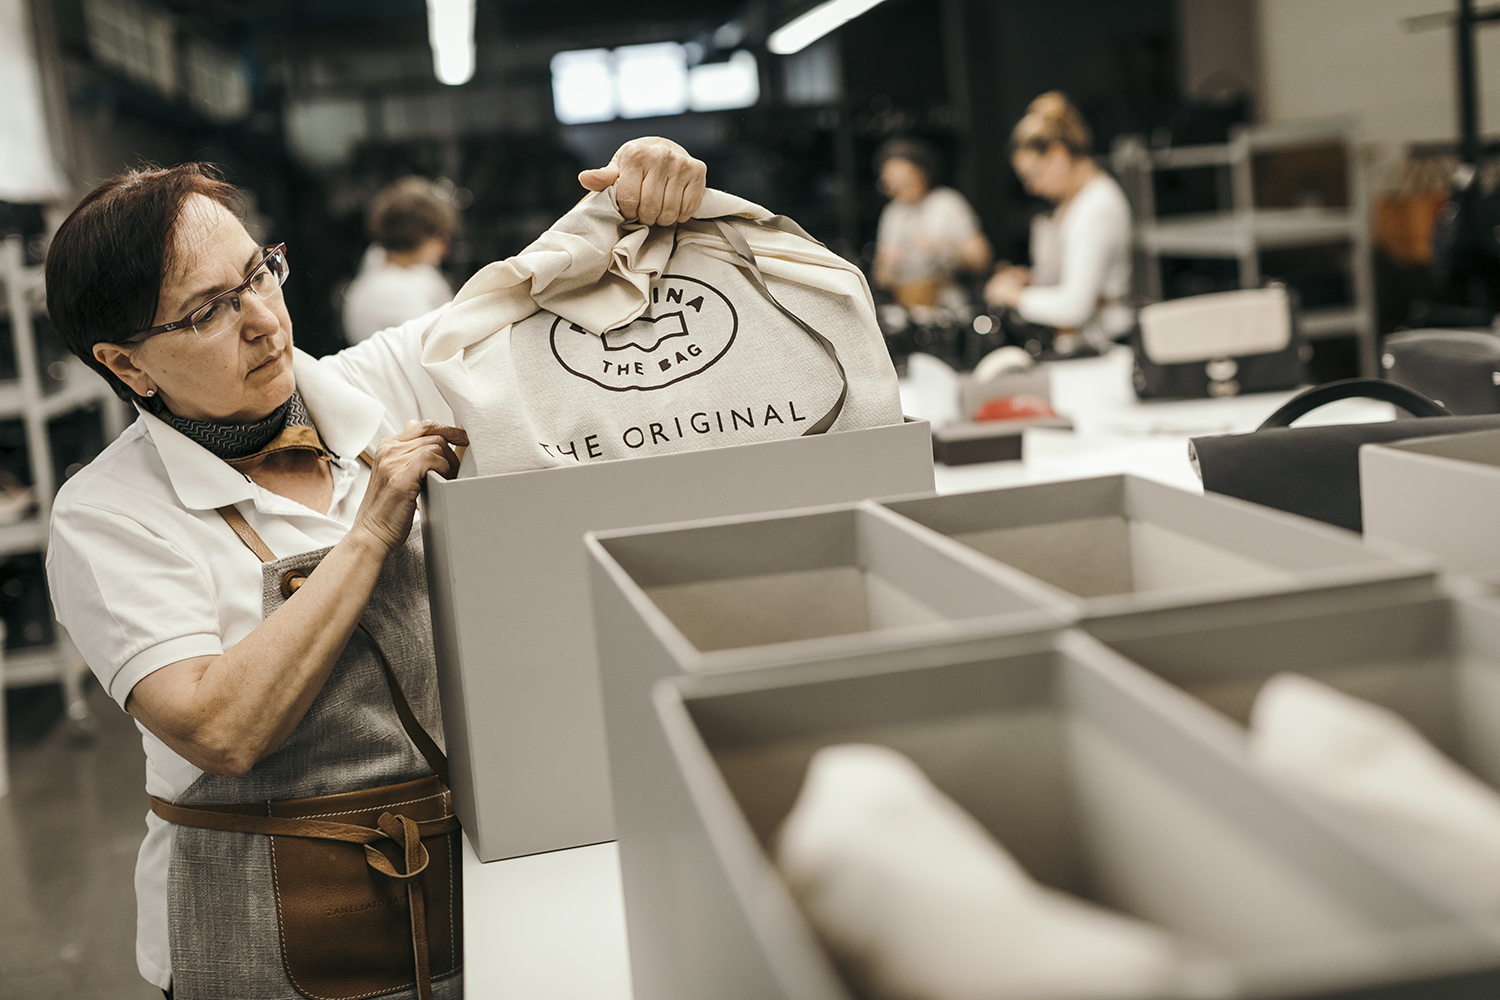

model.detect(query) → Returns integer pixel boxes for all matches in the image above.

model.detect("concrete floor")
[1,680,161,1000]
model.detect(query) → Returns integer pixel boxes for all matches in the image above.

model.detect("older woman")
[43,137,707,1000]
[984,92,1133,358]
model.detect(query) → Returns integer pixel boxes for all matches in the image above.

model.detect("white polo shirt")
[46,312,453,989]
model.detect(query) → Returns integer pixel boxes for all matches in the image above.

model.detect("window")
[550,44,759,124]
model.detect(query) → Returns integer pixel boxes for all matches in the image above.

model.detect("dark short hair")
[368,178,458,252]
[873,137,940,184]
[45,162,241,406]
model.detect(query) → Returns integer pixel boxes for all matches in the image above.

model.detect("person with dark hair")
[984,92,1133,357]
[343,177,459,344]
[871,137,992,309]
[41,137,707,999]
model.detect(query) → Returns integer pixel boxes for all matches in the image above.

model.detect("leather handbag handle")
[1257,377,1451,429]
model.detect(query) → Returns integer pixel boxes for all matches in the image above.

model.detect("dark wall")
[963,0,1178,262]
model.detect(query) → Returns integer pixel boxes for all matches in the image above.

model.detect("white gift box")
[651,629,1500,1000]
[1362,429,1500,575]
[585,503,1072,1000]
[879,474,1436,624]
[421,419,936,861]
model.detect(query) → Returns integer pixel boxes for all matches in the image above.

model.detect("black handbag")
[1381,328,1500,414]
[1190,378,1500,532]
[1132,286,1308,399]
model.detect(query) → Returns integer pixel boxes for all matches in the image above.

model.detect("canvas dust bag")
[421,187,903,476]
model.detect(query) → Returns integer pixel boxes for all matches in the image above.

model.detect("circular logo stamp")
[550,274,737,391]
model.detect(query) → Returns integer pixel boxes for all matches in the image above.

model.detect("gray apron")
[161,516,463,1000]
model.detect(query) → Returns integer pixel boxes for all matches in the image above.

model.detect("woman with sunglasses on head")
[984,92,1133,359]
[42,137,707,1000]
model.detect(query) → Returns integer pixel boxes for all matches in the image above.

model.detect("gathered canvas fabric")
[1250,672,1500,915]
[775,744,1186,1000]
[421,187,903,477]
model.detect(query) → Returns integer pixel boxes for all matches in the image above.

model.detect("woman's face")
[880,157,930,205]
[1012,142,1073,201]
[95,195,296,423]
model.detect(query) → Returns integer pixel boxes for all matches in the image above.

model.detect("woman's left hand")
[579,137,708,226]
[984,267,1030,309]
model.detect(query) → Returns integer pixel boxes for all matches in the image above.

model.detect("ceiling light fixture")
[426,0,475,86]
[767,0,889,55]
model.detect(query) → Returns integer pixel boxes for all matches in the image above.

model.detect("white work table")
[460,347,1397,998]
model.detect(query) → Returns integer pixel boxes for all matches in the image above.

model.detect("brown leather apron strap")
[212,466,450,786]
[150,795,459,843]
[153,795,455,1000]
[217,504,276,562]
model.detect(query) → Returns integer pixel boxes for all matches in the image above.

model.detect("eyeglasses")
[131,244,289,343]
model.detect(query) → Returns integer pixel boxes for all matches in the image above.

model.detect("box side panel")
[602,509,860,587]
[1390,429,1500,466]
[881,475,1125,535]
[855,509,1068,620]
[1363,447,1500,575]
[420,481,486,849]
[593,556,808,1000]
[646,567,874,651]
[446,420,936,859]
[1128,476,1387,572]
[1127,521,1294,593]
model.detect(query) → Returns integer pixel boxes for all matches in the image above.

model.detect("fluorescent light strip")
[427,0,475,86]
[767,0,889,55]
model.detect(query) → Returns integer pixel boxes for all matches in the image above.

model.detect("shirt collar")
[139,348,386,511]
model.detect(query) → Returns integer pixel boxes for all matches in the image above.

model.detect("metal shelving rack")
[0,234,128,737]
[1113,117,1378,377]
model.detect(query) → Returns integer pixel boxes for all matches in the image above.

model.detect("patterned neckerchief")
[170,390,316,461]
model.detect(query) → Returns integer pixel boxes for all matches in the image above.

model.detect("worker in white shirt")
[43,137,707,1000]
[342,177,458,344]
[984,92,1133,358]
[872,137,992,311]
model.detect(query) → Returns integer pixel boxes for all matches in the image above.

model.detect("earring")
[145,388,156,397]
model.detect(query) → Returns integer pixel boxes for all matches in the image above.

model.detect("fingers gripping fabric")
[419,187,903,476]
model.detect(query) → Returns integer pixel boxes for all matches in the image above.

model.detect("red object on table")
[973,395,1056,422]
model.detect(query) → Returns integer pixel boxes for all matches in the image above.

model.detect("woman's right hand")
[354,421,468,552]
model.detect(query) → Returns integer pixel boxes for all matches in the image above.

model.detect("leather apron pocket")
[268,776,460,1000]
[157,774,461,1000]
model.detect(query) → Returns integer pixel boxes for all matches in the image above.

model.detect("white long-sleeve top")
[1018,173,1133,343]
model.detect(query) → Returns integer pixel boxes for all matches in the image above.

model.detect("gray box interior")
[587,505,1067,1000]
[422,419,936,861]
[658,635,1499,1000]
[596,506,1059,658]
[880,474,1433,616]
[1100,596,1500,803]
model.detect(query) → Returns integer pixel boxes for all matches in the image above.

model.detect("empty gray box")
[654,629,1500,1000]
[879,474,1436,623]
[421,419,936,861]
[1362,429,1500,575]
[586,503,1072,1000]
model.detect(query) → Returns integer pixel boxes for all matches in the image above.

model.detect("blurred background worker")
[872,138,992,311]
[342,176,459,344]
[985,92,1133,358]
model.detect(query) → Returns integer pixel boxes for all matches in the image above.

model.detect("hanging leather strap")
[211,497,450,786]
[218,504,276,562]
[196,460,451,1000]
[708,219,850,435]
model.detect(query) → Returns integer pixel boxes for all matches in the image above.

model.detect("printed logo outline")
[550,274,737,392]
